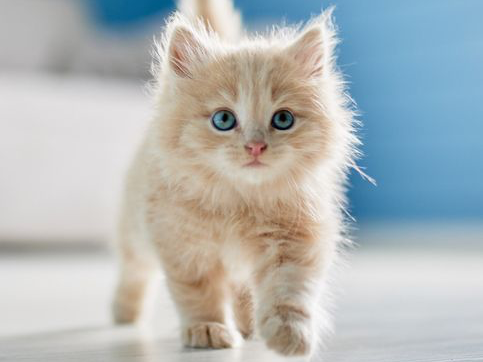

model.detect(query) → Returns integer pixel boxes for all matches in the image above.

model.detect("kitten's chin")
[239,171,269,185]
[234,164,277,185]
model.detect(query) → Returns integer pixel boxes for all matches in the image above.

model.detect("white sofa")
[0,72,150,243]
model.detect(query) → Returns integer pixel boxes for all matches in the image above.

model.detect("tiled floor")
[1,241,483,361]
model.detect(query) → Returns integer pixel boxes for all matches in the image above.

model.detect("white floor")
[1,241,483,362]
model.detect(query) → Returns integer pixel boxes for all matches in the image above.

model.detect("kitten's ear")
[287,27,325,78]
[168,26,207,77]
[286,13,335,78]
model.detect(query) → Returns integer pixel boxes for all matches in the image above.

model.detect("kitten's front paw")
[183,322,236,349]
[259,306,313,356]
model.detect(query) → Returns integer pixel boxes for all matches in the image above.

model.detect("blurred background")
[1,1,483,358]
[1,0,482,245]
[2,0,482,247]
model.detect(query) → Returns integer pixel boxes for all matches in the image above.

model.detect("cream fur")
[113,1,360,357]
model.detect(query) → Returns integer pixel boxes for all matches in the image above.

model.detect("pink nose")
[245,141,267,157]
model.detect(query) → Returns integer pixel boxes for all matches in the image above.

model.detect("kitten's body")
[113,0,359,356]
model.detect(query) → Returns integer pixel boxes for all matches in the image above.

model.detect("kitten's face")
[160,27,332,186]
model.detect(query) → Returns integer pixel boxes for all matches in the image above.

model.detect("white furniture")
[0,73,150,243]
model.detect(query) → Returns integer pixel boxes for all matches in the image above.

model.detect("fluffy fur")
[112,0,360,357]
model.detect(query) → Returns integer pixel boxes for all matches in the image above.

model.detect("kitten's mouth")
[244,159,266,167]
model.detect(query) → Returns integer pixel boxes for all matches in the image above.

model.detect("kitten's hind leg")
[232,284,254,339]
[112,244,158,324]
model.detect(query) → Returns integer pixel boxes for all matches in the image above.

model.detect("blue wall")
[88,0,483,221]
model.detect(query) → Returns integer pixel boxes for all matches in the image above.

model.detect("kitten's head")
[153,11,355,191]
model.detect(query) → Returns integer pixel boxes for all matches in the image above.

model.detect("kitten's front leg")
[254,233,331,356]
[164,262,237,349]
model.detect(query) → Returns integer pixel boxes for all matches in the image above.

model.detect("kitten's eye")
[271,110,295,130]
[211,110,237,131]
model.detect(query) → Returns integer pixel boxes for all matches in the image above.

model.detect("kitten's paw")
[259,306,313,356]
[236,316,254,340]
[265,322,312,356]
[112,299,139,324]
[183,322,236,349]
[239,327,254,340]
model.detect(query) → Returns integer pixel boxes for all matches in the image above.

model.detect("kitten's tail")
[177,0,242,42]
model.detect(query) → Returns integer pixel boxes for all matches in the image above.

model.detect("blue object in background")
[87,0,483,221]
[87,0,174,25]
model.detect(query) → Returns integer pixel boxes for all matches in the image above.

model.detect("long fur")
[113,1,360,357]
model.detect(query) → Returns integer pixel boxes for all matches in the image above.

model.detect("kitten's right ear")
[168,26,207,77]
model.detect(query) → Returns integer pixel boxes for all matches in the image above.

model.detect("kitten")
[112,0,360,356]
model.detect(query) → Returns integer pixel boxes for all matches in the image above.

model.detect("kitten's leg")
[112,244,157,324]
[254,234,333,356]
[232,284,254,339]
[165,263,236,349]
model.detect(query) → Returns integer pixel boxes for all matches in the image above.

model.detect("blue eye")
[211,110,237,131]
[271,110,295,130]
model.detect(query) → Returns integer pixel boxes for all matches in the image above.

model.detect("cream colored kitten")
[112,0,360,356]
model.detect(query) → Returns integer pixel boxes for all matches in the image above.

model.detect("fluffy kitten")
[112,0,360,356]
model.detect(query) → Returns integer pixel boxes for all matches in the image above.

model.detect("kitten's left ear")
[286,12,336,78]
